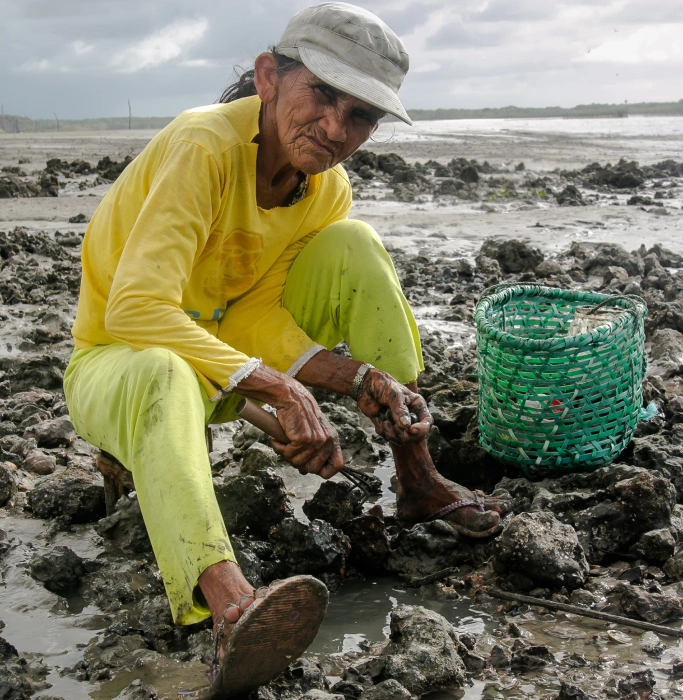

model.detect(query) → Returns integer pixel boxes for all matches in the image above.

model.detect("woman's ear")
[254,53,279,104]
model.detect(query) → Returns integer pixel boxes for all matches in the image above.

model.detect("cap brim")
[298,45,412,126]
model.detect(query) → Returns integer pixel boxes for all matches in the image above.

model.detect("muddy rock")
[380,605,465,696]
[303,480,363,528]
[358,680,413,699]
[0,462,15,506]
[96,155,133,182]
[0,636,33,700]
[629,529,676,563]
[535,260,565,278]
[581,243,645,277]
[617,669,656,697]
[22,449,57,475]
[240,442,280,474]
[613,471,676,530]
[265,517,350,580]
[499,466,677,564]
[72,633,149,681]
[96,492,152,554]
[510,645,554,671]
[387,520,473,577]
[663,549,683,581]
[646,243,683,268]
[264,658,330,698]
[300,692,344,700]
[29,545,86,593]
[214,467,292,537]
[494,512,589,589]
[342,504,391,572]
[475,254,502,277]
[587,159,644,189]
[23,416,75,448]
[631,431,683,498]
[479,238,544,274]
[489,643,511,668]
[556,185,586,206]
[233,540,264,588]
[620,586,683,623]
[113,679,158,699]
[555,682,596,700]
[28,468,106,522]
[650,329,683,378]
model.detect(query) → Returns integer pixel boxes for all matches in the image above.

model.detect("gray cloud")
[0,0,681,119]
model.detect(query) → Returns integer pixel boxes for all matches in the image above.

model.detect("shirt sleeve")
[104,138,251,396]
[216,179,352,375]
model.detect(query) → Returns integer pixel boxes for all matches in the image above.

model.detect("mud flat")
[1,120,683,699]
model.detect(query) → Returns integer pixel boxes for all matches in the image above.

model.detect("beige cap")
[275,2,412,125]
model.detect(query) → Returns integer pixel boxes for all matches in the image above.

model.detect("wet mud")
[1,126,683,699]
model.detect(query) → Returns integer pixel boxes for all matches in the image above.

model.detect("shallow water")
[309,577,495,658]
[376,115,683,142]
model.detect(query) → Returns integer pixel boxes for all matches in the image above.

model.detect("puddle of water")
[308,576,495,657]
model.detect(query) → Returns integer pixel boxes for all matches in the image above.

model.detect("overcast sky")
[1,0,682,119]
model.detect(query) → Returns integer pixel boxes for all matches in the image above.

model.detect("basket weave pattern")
[474,285,647,477]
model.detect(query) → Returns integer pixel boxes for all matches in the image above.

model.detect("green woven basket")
[474,285,647,478]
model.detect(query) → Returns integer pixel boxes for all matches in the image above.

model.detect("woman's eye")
[314,85,334,100]
[354,111,374,125]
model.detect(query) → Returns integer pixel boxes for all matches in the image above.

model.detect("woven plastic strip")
[474,285,647,478]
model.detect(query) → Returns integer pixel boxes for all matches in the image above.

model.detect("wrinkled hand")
[270,378,344,479]
[357,369,432,443]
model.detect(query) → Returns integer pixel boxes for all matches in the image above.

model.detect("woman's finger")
[318,441,345,479]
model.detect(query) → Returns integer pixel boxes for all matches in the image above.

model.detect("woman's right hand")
[235,364,344,479]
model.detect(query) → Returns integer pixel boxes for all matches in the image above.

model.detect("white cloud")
[582,24,683,64]
[413,62,441,73]
[71,40,94,56]
[179,58,215,68]
[18,58,51,73]
[110,18,208,73]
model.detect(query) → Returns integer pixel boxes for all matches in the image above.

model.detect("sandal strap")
[427,498,485,521]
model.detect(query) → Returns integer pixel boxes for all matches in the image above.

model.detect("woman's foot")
[198,560,257,670]
[391,439,503,538]
[194,563,329,697]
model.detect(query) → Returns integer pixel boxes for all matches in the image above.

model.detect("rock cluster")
[342,151,682,213]
[0,155,133,199]
[1,152,682,698]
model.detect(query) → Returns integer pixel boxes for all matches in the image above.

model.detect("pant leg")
[282,219,424,384]
[63,344,236,625]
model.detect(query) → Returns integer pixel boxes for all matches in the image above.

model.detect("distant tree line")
[1,100,682,133]
[0,115,174,134]
[404,99,683,122]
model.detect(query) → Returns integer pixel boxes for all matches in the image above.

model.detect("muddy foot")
[397,477,502,538]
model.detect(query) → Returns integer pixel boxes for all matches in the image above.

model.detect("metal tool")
[235,398,381,504]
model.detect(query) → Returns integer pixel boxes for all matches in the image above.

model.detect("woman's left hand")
[356,369,432,443]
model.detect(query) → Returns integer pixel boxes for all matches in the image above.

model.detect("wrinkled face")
[273,66,384,175]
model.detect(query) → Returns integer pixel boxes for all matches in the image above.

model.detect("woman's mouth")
[307,136,334,156]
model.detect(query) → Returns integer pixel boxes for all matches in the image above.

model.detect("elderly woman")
[64,2,502,695]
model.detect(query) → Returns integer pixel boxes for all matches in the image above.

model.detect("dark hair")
[218,49,302,103]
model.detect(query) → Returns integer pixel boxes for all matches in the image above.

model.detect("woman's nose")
[320,109,347,143]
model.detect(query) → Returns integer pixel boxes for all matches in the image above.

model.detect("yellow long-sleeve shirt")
[72,95,352,399]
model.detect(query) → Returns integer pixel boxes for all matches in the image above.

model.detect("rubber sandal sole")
[178,575,328,699]
[447,520,504,539]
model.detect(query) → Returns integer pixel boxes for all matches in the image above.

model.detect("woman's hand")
[235,365,344,479]
[357,369,433,443]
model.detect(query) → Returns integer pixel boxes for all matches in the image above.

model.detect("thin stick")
[488,588,683,639]
[407,567,460,588]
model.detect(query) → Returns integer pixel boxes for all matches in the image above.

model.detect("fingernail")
[400,416,411,426]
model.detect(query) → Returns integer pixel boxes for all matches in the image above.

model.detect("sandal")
[427,499,504,539]
[178,575,328,699]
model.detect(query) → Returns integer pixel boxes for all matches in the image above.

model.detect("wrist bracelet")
[350,363,374,402]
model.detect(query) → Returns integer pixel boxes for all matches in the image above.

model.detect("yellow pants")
[63,220,423,624]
